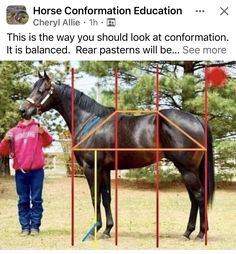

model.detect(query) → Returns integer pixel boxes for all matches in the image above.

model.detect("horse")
[20,71,214,240]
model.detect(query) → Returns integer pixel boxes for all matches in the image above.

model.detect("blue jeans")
[15,169,44,231]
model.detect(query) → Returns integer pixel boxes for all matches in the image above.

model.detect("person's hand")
[38,126,45,134]
[3,132,12,141]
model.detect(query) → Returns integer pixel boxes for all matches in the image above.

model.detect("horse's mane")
[58,82,115,117]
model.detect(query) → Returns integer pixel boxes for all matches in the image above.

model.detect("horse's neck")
[53,85,94,134]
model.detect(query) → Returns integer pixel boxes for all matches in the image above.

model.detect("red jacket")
[0,120,52,170]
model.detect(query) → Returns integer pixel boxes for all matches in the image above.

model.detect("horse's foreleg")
[84,165,103,233]
[101,169,114,238]
[182,171,205,240]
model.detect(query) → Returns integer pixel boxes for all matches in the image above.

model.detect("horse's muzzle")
[19,108,32,119]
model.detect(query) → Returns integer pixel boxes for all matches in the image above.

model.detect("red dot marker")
[205,67,228,87]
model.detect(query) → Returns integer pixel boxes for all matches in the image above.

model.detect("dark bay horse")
[20,71,214,240]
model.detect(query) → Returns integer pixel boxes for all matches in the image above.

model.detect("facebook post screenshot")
[0,0,235,252]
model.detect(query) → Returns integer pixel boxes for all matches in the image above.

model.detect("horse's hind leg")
[196,193,208,240]
[84,164,103,234]
[182,190,198,239]
[101,169,114,238]
[181,170,205,240]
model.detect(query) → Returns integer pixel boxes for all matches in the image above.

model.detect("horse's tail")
[199,124,215,205]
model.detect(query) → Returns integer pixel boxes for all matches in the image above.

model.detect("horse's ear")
[44,70,50,80]
[38,71,43,78]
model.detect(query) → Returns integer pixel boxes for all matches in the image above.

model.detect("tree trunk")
[183,61,195,74]
[0,156,10,176]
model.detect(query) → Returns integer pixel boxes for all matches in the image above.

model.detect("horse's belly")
[115,151,163,169]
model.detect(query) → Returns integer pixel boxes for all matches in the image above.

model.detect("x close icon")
[220,7,229,15]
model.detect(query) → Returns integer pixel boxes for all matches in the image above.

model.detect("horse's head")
[20,71,55,118]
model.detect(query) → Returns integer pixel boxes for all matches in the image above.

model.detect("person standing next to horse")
[0,115,52,236]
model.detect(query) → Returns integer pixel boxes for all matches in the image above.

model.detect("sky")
[70,61,97,95]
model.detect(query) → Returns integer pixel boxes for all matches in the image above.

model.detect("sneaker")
[30,228,39,236]
[21,229,30,236]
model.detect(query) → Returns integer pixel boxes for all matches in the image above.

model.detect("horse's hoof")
[195,236,204,241]
[180,235,190,241]
[100,233,111,239]
[195,232,204,241]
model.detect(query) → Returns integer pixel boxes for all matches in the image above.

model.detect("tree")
[0,61,33,175]
[80,61,236,82]
[0,61,33,135]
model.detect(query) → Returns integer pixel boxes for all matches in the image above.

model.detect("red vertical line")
[155,64,160,248]
[115,66,119,110]
[114,67,119,246]
[71,68,75,246]
[204,66,209,246]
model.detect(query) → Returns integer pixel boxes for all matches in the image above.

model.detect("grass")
[0,175,235,250]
